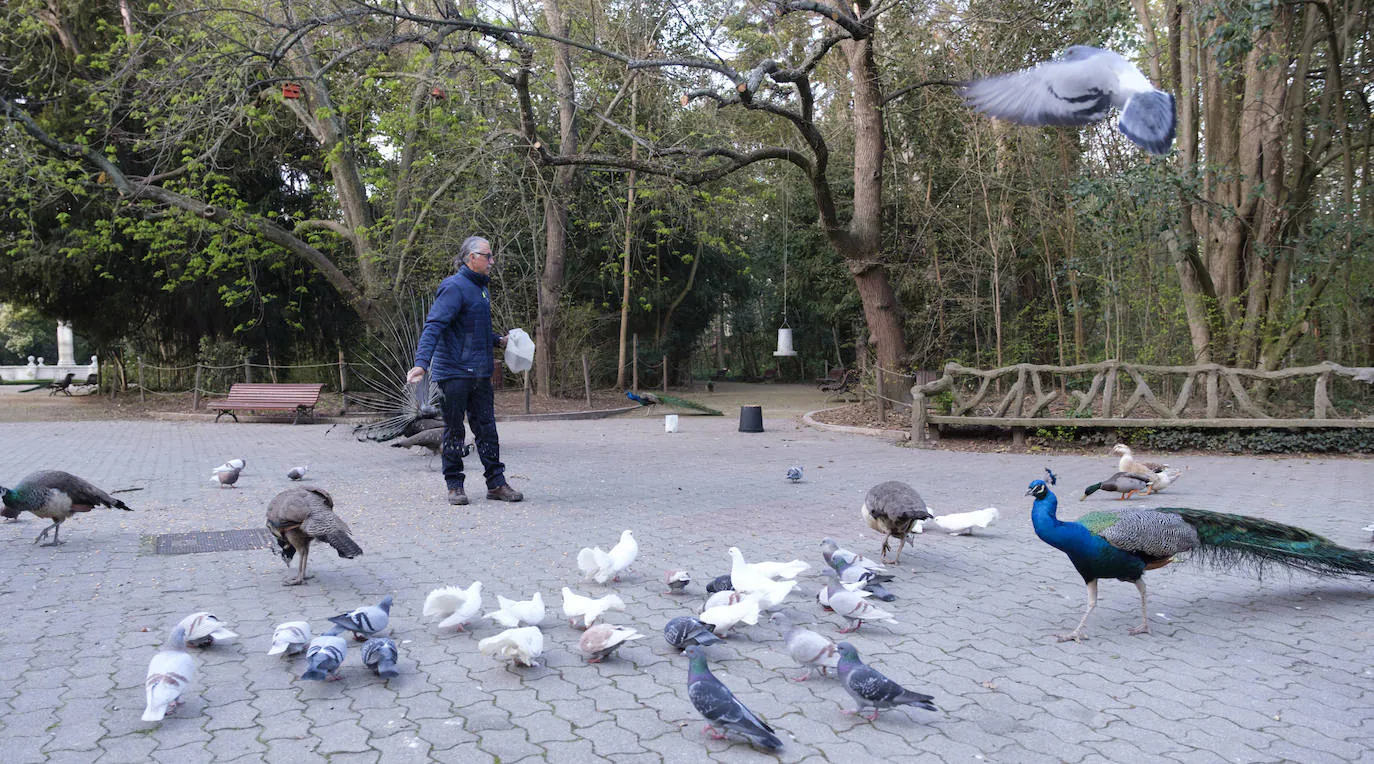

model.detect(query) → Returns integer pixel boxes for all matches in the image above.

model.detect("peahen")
[861,480,934,564]
[625,390,723,416]
[1026,478,1374,642]
[1,470,133,545]
[266,487,363,585]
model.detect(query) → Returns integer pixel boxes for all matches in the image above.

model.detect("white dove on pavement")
[267,621,311,656]
[423,582,483,632]
[576,530,638,584]
[486,592,546,628]
[478,626,544,667]
[560,588,625,629]
[143,625,196,722]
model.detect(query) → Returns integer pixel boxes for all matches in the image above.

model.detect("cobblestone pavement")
[0,403,1371,763]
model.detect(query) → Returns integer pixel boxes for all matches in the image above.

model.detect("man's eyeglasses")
[471,251,495,261]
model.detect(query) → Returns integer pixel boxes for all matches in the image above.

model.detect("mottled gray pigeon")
[786,466,803,483]
[704,574,733,594]
[287,466,308,481]
[361,637,400,678]
[302,635,348,681]
[326,595,393,640]
[1,470,133,545]
[836,641,937,720]
[663,616,722,650]
[831,559,896,601]
[210,465,241,488]
[684,645,783,750]
[961,46,1176,155]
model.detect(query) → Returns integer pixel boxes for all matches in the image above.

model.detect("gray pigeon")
[831,559,897,601]
[705,574,733,594]
[361,637,400,678]
[835,641,937,720]
[287,466,308,481]
[663,616,722,650]
[786,466,803,483]
[302,635,348,681]
[684,645,783,750]
[0,470,133,545]
[961,46,1176,155]
[772,613,838,681]
[210,466,241,488]
[326,595,393,640]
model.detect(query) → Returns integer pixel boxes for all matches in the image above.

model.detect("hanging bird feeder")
[773,191,798,359]
[281,83,303,99]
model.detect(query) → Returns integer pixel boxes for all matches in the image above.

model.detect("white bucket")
[664,414,679,433]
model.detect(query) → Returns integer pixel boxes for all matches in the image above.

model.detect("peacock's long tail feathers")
[1159,507,1374,579]
[655,394,723,415]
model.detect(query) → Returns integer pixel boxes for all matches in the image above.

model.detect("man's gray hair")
[453,236,491,271]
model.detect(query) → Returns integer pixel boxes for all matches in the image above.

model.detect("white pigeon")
[485,592,546,628]
[699,594,761,637]
[423,582,484,632]
[703,589,745,611]
[267,621,312,656]
[176,612,238,648]
[214,458,246,472]
[725,547,783,595]
[1146,466,1186,494]
[143,625,196,722]
[931,507,1001,536]
[742,556,810,580]
[576,530,638,584]
[961,46,1176,155]
[287,466,309,481]
[560,588,625,629]
[749,578,797,611]
[579,624,645,663]
[826,582,898,633]
[478,626,544,667]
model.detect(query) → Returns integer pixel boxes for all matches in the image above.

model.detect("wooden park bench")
[208,383,325,424]
[910,361,1374,447]
[47,372,76,396]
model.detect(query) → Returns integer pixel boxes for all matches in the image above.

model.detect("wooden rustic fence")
[910,361,1374,446]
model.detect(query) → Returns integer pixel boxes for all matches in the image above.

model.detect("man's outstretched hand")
[406,366,426,384]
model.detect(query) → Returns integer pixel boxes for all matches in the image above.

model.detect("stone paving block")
[203,726,265,761]
[151,742,211,764]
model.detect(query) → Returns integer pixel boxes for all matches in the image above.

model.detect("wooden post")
[582,354,592,408]
[662,355,669,393]
[137,357,145,403]
[243,358,252,383]
[192,364,203,411]
[912,392,927,445]
[523,370,531,414]
[632,334,639,393]
[876,366,886,421]
[338,347,349,415]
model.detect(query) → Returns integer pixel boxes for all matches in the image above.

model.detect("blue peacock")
[625,391,723,415]
[1026,473,1374,642]
[1,470,133,546]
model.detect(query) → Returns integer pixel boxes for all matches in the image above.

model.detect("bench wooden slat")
[209,383,325,424]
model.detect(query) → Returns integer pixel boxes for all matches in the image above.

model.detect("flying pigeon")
[302,634,348,681]
[143,625,196,722]
[826,581,898,634]
[267,621,311,656]
[176,612,238,648]
[961,46,1176,155]
[683,645,783,750]
[478,626,544,667]
[772,613,839,681]
[705,574,733,594]
[786,466,803,483]
[577,530,638,584]
[210,465,241,488]
[560,588,624,629]
[423,582,483,632]
[287,466,309,481]
[326,595,393,640]
[579,624,645,663]
[361,637,400,678]
[485,592,546,628]
[663,616,723,649]
[836,641,938,720]
[664,569,692,594]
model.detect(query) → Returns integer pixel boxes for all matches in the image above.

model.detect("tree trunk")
[615,89,638,389]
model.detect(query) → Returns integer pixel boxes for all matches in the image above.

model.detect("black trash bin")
[739,405,764,433]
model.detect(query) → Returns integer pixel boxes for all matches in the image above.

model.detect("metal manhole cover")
[153,528,274,555]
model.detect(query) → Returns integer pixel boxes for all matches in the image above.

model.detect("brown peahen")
[1,470,132,545]
[266,487,363,585]
[1027,477,1374,642]
[861,481,934,564]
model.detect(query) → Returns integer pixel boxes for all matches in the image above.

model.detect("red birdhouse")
[430,86,446,100]
[282,83,303,99]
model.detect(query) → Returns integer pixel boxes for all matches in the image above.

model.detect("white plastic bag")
[504,328,535,372]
